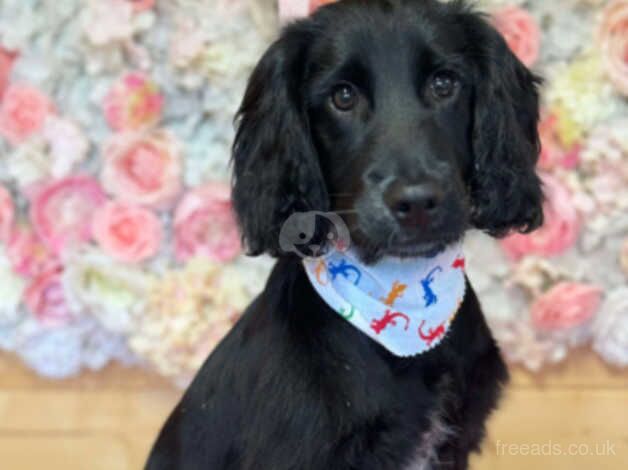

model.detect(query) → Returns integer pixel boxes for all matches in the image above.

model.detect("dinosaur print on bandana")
[328,259,361,285]
[420,267,442,307]
[380,281,407,307]
[303,242,466,357]
[370,309,410,335]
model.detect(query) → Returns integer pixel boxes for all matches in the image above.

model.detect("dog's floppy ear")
[466,15,544,237]
[231,24,329,256]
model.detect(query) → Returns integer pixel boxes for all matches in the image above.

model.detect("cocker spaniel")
[146,0,543,469]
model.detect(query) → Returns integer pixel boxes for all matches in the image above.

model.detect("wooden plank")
[0,389,180,433]
[0,434,132,470]
[472,388,628,470]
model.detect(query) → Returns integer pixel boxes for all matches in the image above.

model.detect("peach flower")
[92,200,162,263]
[537,113,580,171]
[174,183,241,262]
[24,267,74,326]
[501,173,580,260]
[597,0,628,96]
[127,0,155,12]
[30,175,107,255]
[310,0,337,12]
[6,225,60,278]
[0,48,17,100]
[0,185,14,243]
[531,282,602,331]
[492,6,541,68]
[103,72,164,131]
[101,131,182,209]
[0,84,54,145]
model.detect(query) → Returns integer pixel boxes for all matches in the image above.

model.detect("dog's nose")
[384,181,444,227]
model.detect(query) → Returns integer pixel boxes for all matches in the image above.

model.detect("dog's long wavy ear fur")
[465,14,544,237]
[231,24,329,256]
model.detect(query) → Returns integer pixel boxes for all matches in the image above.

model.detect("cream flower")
[493,319,568,372]
[592,287,628,367]
[63,249,155,334]
[82,0,135,46]
[129,258,250,382]
[3,116,89,188]
[546,54,618,146]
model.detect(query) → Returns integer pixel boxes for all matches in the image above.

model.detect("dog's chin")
[353,231,464,264]
[385,240,447,258]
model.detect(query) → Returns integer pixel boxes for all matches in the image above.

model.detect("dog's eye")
[331,83,359,111]
[429,71,459,100]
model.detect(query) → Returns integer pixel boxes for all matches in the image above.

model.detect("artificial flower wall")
[0,0,626,385]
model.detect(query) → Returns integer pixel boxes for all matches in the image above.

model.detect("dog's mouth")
[383,230,464,257]
[348,226,465,263]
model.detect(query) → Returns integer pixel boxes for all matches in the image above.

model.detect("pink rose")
[92,200,162,263]
[30,175,107,255]
[101,131,182,209]
[127,0,155,12]
[501,173,580,260]
[597,0,628,96]
[0,84,54,145]
[174,183,241,262]
[7,225,60,278]
[0,48,17,100]
[24,267,74,326]
[538,113,580,171]
[103,72,164,131]
[531,282,602,331]
[0,185,14,243]
[491,6,541,68]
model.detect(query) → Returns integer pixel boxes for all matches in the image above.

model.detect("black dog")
[146,0,543,468]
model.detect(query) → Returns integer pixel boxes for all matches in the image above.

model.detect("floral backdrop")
[0,0,626,385]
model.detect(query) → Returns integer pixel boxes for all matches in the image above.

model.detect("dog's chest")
[401,409,455,470]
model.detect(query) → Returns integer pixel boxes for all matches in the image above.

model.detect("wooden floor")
[1,349,627,470]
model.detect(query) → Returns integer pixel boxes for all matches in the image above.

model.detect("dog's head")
[232,0,543,262]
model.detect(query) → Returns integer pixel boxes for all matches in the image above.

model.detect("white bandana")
[303,243,466,357]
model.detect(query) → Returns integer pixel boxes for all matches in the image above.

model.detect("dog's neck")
[302,243,466,357]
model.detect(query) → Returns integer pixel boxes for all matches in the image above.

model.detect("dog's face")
[232,0,543,262]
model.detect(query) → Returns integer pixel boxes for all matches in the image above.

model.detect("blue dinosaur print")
[328,259,362,285]
[420,266,443,307]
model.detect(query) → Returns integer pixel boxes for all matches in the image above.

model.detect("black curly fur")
[147,1,543,469]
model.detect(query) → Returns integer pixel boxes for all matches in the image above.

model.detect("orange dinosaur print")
[380,281,407,307]
[314,260,328,285]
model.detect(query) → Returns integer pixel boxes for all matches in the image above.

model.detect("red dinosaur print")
[370,309,410,335]
[380,281,407,307]
[418,319,446,346]
[452,257,465,270]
